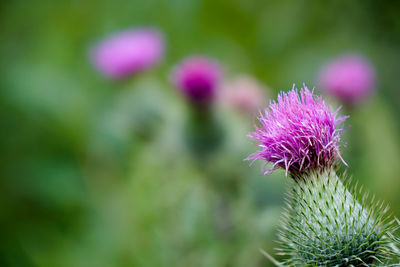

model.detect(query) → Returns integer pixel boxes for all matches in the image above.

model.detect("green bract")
[278,171,400,266]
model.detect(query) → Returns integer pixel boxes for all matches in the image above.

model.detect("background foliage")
[0,0,400,266]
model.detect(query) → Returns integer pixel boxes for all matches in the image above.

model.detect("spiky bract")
[278,171,400,266]
[248,85,347,177]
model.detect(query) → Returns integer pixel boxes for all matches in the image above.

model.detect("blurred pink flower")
[90,28,164,79]
[318,54,376,104]
[219,75,268,115]
[171,56,221,107]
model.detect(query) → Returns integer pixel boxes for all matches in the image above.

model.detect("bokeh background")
[1,0,400,266]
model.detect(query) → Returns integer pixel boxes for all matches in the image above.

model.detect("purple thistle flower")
[247,85,348,178]
[90,28,164,79]
[318,54,376,104]
[171,56,221,107]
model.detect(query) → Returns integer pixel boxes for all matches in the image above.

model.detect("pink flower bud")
[318,54,376,104]
[90,28,164,79]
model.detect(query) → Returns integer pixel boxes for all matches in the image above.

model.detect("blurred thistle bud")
[318,54,376,104]
[171,56,221,108]
[248,85,400,266]
[219,75,268,115]
[90,28,164,79]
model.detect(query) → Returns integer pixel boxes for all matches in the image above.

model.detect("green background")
[1,0,400,266]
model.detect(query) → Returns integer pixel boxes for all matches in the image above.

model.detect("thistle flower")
[171,56,221,107]
[247,85,347,177]
[248,85,400,266]
[90,28,164,79]
[219,75,268,115]
[318,54,376,104]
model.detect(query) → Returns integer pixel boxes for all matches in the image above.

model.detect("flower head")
[247,85,347,177]
[318,54,376,104]
[171,56,221,107]
[90,28,164,79]
[219,75,268,115]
